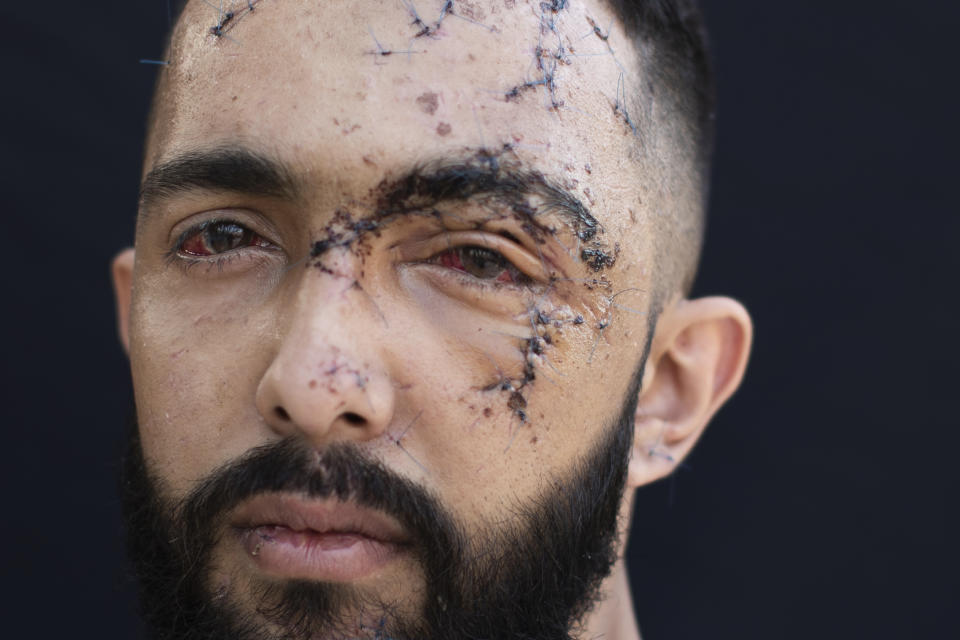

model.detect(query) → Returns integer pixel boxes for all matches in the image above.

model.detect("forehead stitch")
[163,1,640,139]
[403,0,495,38]
[366,0,496,62]
[497,0,571,111]
[366,27,425,60]
[200,0,263,43]
[404,0,453,38]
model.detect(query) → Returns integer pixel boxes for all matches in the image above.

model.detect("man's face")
[125,0,668,637]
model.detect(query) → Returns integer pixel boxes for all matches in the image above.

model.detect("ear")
[111,248,135,354]
[627,296,753,488]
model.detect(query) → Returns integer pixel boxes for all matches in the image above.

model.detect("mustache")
[122,403,636,640]
[170,438,460,567]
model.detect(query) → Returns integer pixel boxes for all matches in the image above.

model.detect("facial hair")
[121,371,642,640]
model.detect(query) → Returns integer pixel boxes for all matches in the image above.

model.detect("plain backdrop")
[1,1,956,638]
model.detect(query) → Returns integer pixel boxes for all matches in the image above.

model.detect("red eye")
[435,246,523,284]
[179,221,272,256]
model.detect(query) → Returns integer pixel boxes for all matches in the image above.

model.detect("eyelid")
[402,231,550,281]
[164,212,285,275]
[166,208,280,247]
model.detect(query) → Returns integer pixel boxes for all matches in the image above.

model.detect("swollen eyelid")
[432,246,528,285]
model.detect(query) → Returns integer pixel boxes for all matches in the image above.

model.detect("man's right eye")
[178,220,274,257]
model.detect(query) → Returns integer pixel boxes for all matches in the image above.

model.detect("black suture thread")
[504,79,544,101]
[541,0,567,12]
[586,16,609,41]
[210,11,234,37]
[367,27,421,58]
[368,28,393,56]
[575,18,639,138]
[614,72,639,135]
[203,0,231,37]
[506,2,568,111]
[205,0,263,39]
[580,246,617,272]
[406,0,453,38]
[405,0,432,37]
[438,0,453,24]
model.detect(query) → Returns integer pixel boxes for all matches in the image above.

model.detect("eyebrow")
[139,146,300,213]
[378,155,600,241]
[138,145,599,241]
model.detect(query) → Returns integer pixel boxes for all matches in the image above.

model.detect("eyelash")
[425,245,532,288]
[165,218,275,272]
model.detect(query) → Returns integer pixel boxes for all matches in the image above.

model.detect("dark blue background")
[1,1,955,638]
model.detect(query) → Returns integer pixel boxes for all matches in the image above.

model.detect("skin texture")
[112,1,753,638]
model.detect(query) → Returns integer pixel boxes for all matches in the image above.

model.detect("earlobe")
[111,248,136,354]
[627,296,753,488]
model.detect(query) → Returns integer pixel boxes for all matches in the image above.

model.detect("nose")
[255,254,394,447]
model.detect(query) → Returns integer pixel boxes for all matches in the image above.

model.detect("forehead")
[151,1,642,193]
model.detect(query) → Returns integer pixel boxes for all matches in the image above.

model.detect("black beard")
[121,376,640,640]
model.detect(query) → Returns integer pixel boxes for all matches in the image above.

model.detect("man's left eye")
[433,246,526,284]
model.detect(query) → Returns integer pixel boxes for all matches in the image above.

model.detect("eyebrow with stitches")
[376,158,600,240]
[137,145,599,239]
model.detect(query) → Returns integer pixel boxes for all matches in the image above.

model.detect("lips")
[229,493,410,581]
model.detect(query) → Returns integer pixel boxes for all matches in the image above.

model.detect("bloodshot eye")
[179,221,272,256]
[434,246,527,284]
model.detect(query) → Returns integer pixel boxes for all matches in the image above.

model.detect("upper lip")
[228,493,411,546]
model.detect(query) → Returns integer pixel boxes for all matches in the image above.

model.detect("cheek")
[129,286,274,496]
[384,272,609,519]
[406,373,618,528]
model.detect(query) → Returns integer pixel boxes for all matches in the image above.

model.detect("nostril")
[274,406,291,421]
[343,412,366,426]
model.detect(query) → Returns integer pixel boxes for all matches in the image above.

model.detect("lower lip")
[237,525,402,581]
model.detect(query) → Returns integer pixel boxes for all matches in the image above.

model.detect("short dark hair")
[605,0,715,294]
[607,0,715,170]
